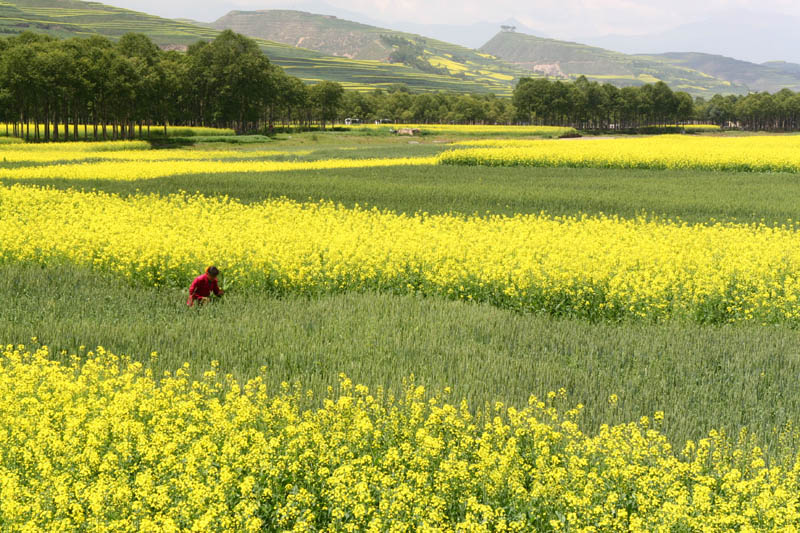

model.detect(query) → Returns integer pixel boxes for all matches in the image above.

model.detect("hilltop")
[210,10,396,61]
[209,10,529,86]
[480,31,748,96]
[0,0,515,94]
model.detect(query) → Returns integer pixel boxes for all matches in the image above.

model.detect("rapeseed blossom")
[0,342,798,532]
[0,156,437,180]
[4,184,800,324]
[441,134,800,172]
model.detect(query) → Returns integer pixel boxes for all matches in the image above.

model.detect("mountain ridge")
[210,9,751,96]
[479,31,748,95]
[583,9,800,65]
[647,52,800,93]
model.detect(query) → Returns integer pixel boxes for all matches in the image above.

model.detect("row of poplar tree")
[0,30,345,141]
[511,77,800,131]
[2,29,800,140]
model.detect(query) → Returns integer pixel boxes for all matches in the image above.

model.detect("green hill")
[764,61,800,78]
[651,53,800,93]
[480,30,748,96]
[0,0,515,94]
[211,10,397,61]
[210,10,530,88]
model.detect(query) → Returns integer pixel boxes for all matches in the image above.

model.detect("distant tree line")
[697,91,800,131]
[513,76,800,132]
[512,76,696,129]
[0,30,341,141]
[339,87,517,124]
[345,82,800,132]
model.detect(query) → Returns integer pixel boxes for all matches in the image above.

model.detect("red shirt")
[187,273,221,305]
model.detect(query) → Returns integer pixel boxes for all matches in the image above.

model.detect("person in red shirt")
[187,266,224,307]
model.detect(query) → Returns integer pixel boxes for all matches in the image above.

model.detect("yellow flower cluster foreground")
[1,342,798,532]
[4,184,800,324]
[0,156,437,181]
[441,134,800,172]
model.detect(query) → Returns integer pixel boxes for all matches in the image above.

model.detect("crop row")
[3,185,800,324]
[0,156,436,181]
[442,134,800,172]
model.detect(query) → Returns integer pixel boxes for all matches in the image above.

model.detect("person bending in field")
[187,266,224,307]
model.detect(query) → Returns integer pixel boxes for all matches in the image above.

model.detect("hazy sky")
[105,0,800,38]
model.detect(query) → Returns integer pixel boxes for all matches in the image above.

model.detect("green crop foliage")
[5,131,800,463]
[4,261,800,459]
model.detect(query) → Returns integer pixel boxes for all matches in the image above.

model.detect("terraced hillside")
[0,0,516,94]
[651,53,800,93]
[481,30,749,96]
[211,10,402,61]
[210,10,529,86]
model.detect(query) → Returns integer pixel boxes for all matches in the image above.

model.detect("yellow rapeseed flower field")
[442,134,800,172]
[0,342,798,532]
[3,184,800,324]
[0,156,438,181]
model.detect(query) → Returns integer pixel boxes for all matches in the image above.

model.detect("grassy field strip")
[443,134,800,172]
[0,156,439,181]
[4,163,799,225]
[5,261,800,453]
[357,123,579,137]
[4,184,800,324]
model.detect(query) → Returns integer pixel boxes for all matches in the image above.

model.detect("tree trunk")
[52,105,58,142]
[44,104,50,143]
